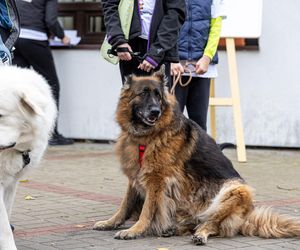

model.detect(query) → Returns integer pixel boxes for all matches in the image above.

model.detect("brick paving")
[10,142,300,249]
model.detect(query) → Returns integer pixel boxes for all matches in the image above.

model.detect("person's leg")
[14,38,73,145]
[23,40,60,106]
[185,77,233,150]
[174,76,190,112]
[186,77,211,131]
[119,37,146,83]
[12,40,31,68]
[13,39,60,105]
[119,58,141,83]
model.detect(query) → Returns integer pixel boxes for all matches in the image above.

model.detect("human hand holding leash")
[170,62,193,95]
[117,43,132,61]
[171,63,184,76]
[138,60,155,72]
[195,55,211,75]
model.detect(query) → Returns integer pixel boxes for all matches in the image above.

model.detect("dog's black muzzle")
[140,106,161,126]
[148,107,161,121]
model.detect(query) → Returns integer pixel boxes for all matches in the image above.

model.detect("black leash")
[107,47,144,63]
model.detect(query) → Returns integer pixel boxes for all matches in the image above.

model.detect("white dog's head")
[0,67,57,152]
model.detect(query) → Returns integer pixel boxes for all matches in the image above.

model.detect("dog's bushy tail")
[241,207,300,238]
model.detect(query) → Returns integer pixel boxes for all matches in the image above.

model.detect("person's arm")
[101,0,132,60]
[101,0,127,49]
[195,16,222,74]
[145,0,186,67]
[45,0,65,39]
[203,16,222,60]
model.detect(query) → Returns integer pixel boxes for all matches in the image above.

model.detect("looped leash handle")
[170,62,194,95]
[170,73,181,95]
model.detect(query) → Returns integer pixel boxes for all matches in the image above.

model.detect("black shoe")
[11,224,14,232]
[218,142,236,151]
[49,133,74,146]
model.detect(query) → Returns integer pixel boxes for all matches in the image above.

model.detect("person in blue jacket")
[171,0,225,131]
[0,0,19,65]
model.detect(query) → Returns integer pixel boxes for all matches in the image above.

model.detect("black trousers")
[13,38,60,107]
[119,37,171,86]
[175,76,211,131]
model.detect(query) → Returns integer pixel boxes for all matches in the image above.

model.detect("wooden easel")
[209,38,247,162]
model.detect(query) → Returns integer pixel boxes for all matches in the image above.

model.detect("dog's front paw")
[114,229,142,240]
[192,234,207,245]
[93,220,118,231]
[161,228,176,237]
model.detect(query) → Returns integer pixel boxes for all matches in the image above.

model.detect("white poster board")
[221,0,263,38]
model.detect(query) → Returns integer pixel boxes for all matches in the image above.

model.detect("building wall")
[215,0,300,147]
[53,50,121,140]
[53,0,300,147]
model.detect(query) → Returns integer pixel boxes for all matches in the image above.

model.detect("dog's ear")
[19,93,43,116]
[153,65,168,87]
[153,64,165,78]
[123,74,133,90]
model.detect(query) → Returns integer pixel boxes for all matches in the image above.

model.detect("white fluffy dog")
[0,66,57,250]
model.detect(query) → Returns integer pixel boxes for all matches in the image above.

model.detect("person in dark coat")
[171,0,225,131]
[102,0,186,83]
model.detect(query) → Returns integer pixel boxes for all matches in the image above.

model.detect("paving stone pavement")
[11,142,300,250]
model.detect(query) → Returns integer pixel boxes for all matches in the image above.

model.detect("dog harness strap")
[22,150,31,168]
[139,145,146,168]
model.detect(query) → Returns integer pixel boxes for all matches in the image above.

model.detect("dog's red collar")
[139,145,146,168]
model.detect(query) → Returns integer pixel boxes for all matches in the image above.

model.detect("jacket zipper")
[188,0,192,60]
[147,0,157,51]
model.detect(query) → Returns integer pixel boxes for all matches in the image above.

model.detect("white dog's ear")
[20,93,43,116]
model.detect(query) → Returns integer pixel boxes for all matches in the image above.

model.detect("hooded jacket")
[102,0,186,65]
[0,0,20,51]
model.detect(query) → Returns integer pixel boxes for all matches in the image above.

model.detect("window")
[58,2,259,50]
[58,0,105,47]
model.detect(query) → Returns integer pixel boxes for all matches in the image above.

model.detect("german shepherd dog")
[94,67,300,245]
